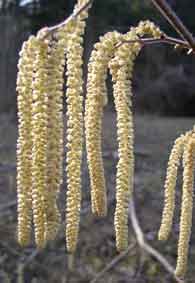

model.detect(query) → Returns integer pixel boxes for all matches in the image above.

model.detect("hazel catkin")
[158,135,186,241]
[44,38,65,241]
[31,36,49,248]
[85,31,122,217]
[175,135,195,278]
[16,36,37,246]
[65,1,91,253]
[109,21,162,251]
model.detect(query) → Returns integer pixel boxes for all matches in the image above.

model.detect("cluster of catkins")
[159,129,195,278]
[17,0,91,252]
[16,0,194,279]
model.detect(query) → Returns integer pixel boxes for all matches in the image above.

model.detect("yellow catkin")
[16,36,37,246]
[43,38,66,241]
[175,136,195,278]
[31,36,49,248]
[85,31,122,216]
[109,21,162,251]
[109,48,139,251]
[158,135,186,241]
[158,130,192,242]
[65,1,90,253]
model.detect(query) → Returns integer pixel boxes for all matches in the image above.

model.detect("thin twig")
[129,199,185,283]
[116,36,189,48]
[151,0,195,51]
[116,35,192,52]
[40,0,93,39]
[0,200,16,212]
[90,243,136,283]
[21,249,40,267]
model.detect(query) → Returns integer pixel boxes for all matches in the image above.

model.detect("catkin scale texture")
[16,36,37,246]
[158,135,185,241]
[175,137,195,278]
[65,1,90,253]
[158,129,195,278]
[31,38,49,248]
[109,21,162,251]
[85,31,122,217]
[44,39,65,241]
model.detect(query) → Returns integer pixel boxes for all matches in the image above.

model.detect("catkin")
[65,0,91,253]
[44,38,65,241]
[158,135,185,241]
[109,55,138,251]
[31,36,49,248]
[85,31,122,216]
[175,135,195,278]
[16,36,37,246]
[109,21,162,251]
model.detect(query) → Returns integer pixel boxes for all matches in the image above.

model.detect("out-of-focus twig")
[129,199,185,283]
[151,0,195,51]
[0,200,16,212]
[90,242,136,283]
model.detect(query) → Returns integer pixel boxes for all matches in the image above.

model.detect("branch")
[116,34,195,54]
[129,199,185,283]
[90,243,136,283]
[151,0,195,51]
[39,0,93,39]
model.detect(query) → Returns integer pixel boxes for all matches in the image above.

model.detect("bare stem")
[151,0,195,51]
[90,243,136,283]
[116,34,194,54]
[39,0,93,39]
[129,199,185,283]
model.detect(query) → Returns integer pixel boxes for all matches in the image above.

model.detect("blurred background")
[1,1,195,282]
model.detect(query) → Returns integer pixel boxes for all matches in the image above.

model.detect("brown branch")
[116,35,195,54]
[151,0,195,51]
[39,0,93,39]
[129,199,185,283]
[90,243,136,283]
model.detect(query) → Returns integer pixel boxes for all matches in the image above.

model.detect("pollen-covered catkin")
[109,47,139,251]
[85,31,122,217]
[16,36,37,246]
[109,21,162,251]
[65,1,91,253]
[31,36,49,248]
[175,136,195,278]
[158,135,186,241]
[43,38,65,241]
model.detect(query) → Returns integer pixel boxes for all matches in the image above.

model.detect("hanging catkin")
[109,47,139,251]
[109,21,162,251]
[31,35,49,248]
[158,128,195,278]
[65,0,91,253]
[175,135,195,278]
[16,36,37,246]
[158,134,187,241]
[85,31,122,217]
[43,37,65,241]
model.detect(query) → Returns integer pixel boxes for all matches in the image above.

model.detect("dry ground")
[0,110,195,283]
